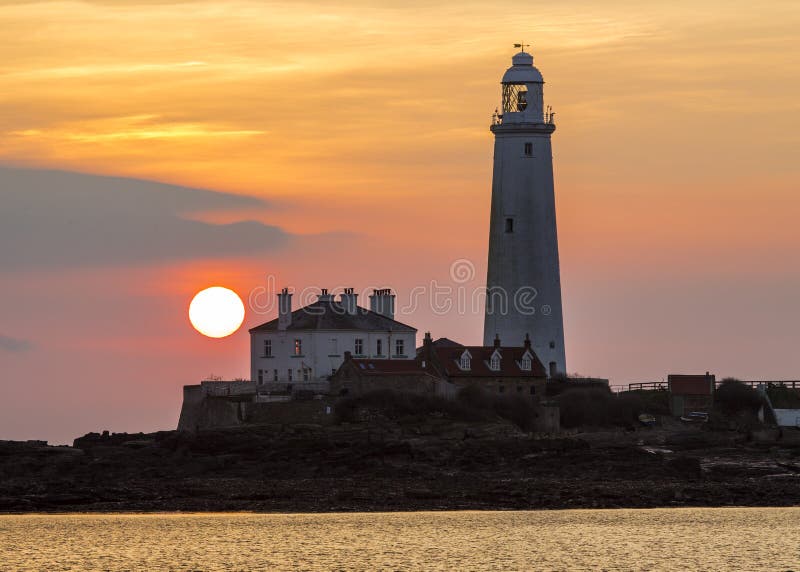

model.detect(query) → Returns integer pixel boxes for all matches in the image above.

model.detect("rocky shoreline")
[1,420,799,513]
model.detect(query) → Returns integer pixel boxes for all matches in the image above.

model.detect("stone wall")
[242,399,337,426]
[178,387,245,431]
[330,371,442,398]
[200,380,257,397]
[537,404,560,433]
[450,376,547,404]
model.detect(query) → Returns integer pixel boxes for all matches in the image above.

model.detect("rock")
[666,455,702,478]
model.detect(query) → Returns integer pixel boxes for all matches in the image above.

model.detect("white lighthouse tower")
[483,47,567,377]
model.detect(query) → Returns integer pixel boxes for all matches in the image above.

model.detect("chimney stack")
[318,288,333,302]
[278,288,292,330]
[523,333,531,351]
[340,287,358,315]
[421,331,433,368]
[493,333,501,348]
[369,288,395,320]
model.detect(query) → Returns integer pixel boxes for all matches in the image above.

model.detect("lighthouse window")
[502,83,528,113]
[524,142,533,156]
[505,218,514,233]
[517,90,527,111]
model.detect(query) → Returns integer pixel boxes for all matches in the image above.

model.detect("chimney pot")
[369,287,395,319]
[277,288,293,330]
[339,288,358,314]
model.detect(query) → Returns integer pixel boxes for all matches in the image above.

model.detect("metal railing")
[613,380,800,393]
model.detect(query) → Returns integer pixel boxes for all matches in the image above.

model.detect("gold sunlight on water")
[1,509,799,571]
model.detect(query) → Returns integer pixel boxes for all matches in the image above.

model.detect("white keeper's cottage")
[249,287,417,387]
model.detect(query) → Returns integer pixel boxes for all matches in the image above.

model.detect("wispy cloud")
[0,167,291,269]
[0,334,32,352]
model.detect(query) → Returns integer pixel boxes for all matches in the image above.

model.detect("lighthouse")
[483,47,567,377]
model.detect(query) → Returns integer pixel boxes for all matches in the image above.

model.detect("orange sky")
[1,0,799,442]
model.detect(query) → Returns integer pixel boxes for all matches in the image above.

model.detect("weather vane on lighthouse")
[513,42,530,52]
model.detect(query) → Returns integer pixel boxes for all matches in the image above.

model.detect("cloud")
[0,167,291,269]
[0,334,32,352]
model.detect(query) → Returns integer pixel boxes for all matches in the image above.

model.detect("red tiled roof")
[668,374,715,396]
[433,345,546,378]
[349,358,432,376]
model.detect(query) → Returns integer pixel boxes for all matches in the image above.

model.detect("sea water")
[1,508,798,571]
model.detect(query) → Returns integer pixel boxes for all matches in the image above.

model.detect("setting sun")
[188,286,245,338]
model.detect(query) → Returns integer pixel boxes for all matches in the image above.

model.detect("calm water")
[1,508,798,571]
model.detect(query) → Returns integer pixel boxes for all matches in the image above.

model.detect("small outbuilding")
[668,373,715,417]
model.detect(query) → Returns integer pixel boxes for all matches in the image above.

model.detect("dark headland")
[2,390,799,513]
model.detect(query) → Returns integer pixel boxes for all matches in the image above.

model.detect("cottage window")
[263,339,272,357]
[303,368,310,381]
[505,218,514,233]
[287,369,293,382]
[355,338,364,355]
[524,142,533,156]
[460,354,471,370]
[329,338,338,354]
[273,369,278,382]
[521,357,531,371]
[294,339,302,355]
[376,339,383,356]
[395,339,404,356]
[257,369,263,384]
[490,355,501,371]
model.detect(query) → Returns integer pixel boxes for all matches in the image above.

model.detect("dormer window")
[459,350,471,371]
[490,355,501,371]
[521,356,532,371]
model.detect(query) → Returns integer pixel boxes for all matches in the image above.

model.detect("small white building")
[773,409,800,428]
[249,287,417,388]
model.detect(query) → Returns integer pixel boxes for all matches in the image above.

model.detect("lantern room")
[497,49,548,125]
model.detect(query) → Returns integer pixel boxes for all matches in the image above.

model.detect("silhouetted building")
[668,373,715,416]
